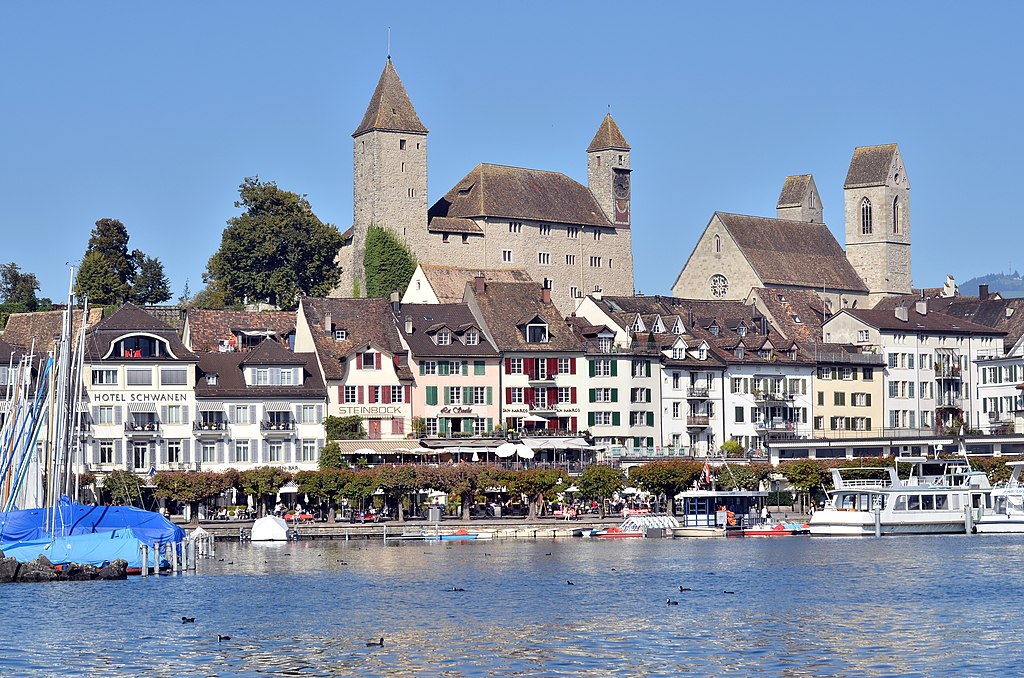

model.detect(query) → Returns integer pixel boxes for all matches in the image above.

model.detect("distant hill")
[960,272,1024,298]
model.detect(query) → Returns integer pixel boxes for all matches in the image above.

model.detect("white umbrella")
[495,442,517,458]
[472,451,480,462]
[523,415,548,423]
[515,444,535,460]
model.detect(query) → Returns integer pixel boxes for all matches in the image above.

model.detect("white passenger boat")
[975,461,1024,534]
[809,457,991,536]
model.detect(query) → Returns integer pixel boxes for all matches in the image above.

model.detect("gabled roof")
[429,164,613,228]
[587,114,630,152]
[195,352,325,400]
[844,144,898,189]
[419,265,533,304]
[427,217,483,235]
[747,288,829,344]
[0,338,25,363]
[837,308,1007,336]
[2,308,104,350]
[353,58,427,137]
[467,282,582,352]
[298,297,407,381]
[185,309,296,352]
[776,174,813,208]
[84,303,197,362]
[239,338,307,366]
[716,212,869,293]
[396,303,498,358]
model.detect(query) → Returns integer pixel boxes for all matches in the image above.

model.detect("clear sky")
[2,2,1020,302]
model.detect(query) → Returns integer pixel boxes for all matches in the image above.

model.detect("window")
[630,411,647,426]
[344,386,357,403]
[593,359,612,377]
[709,274,729,298]
[814,416,823,430]
[206,374,218,386]
[255,369,269,386]
[464,329,479,346]
[268,443,282,463]
[92,369,117,385]
[96,406,114,425]
[502,250,513,263]
[533,388,547,409]
[508,221,522,233]
[425,418,438,437]
[302,440,317,462]
[509,388,524,404]
[391,386,404,403]
[842,368,853,380]
[539,224,551,236]
[593,411,612,426]
[99,440,113,464]
[334,329,348,340]
[161,369,187,386]
[893,197,901,234]
[590,256,602,267]
[281,369,294,386]
[672,347,684,360]
[437,330,451,345]
[593,229,602,241]
[164,406,182,424]
[593,388,613,402]
[853,393,869,407]
[857,330,870,343]
[468,387,484,405]
[167,441,182,464]
[714,235,721,253]
[671,402,680,418]
[298,405,315,424]
[202,443,216,463]
[735,406,744,423]
[567,227,579,239]
[861,198,873,234]
[360,352,378,370]
[888,353,898,369]
[538,252,551,265]
[509,358,523,374]
[557,358,571,374]
[526,323,549,344]
[557,387,571,404]
[834,392,846,406]
[235,440,249,463]
[399,139,407,150]
[565,254,576,265]
[631,360,649,378]
[422,361,437,375]
[862,367,874,380]
[233,406,251,424]
[126,369,153,386]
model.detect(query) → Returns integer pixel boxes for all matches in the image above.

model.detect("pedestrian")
[760,505,769,523]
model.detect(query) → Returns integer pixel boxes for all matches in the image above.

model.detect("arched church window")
[861,198,873,235]
[714,235,721,253]
[892,197,901,234]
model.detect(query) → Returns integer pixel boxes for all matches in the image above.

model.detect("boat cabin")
[675,490,768,529]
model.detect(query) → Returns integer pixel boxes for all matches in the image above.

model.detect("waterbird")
[566,580,575,586]
[448,586,466,592]
[217,558,224,562]
[679,586,691,592]
[218,635,231,642]
[666,599,679,606]
[366,637,384,647]
[545,553,552,556]
[181,617,195,623]
[723,590,736,595]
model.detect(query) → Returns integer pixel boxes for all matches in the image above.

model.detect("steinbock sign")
[337,405,405,416]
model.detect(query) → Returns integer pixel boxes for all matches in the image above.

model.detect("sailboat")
[0,274,184,571]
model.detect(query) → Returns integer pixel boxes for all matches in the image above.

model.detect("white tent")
[251,516,289,541]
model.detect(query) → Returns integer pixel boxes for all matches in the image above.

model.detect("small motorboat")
[743,522,810,536]
[595,515,679,539]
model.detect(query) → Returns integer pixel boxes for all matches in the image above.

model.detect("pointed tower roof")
[844,144,898,189]
[353,58,427,138]
[776,175,814,209]
[587,114,630,152]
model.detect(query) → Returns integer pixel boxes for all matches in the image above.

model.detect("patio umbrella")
[495,442,517,458]
[523,415,548,423]
[472,451,480,462]
[515,444,535,460]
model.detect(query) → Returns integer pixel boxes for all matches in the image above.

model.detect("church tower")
[350,58,428,292]
[843,144,911,303]
[776,174,823,223]
[587,114,631,227]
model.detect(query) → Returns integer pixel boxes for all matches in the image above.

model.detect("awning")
[264,402,293,412]
[197,401,224,412]
[128,402,156,413]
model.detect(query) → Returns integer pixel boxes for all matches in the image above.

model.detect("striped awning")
[128,402,156,413]
[264,402,293,412]
[197,401,224,412]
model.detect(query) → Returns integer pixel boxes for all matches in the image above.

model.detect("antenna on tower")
[387,27,391,60]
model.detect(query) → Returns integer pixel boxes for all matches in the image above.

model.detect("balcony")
[261,421,296,437]
[125,421,161,437]
[525,372,555,384]
[753,391,795,403]
[935,396,963,409]
[194,421,228,438]
[686,415,711,428]
[686,387,710,399]
[936,364,962,379]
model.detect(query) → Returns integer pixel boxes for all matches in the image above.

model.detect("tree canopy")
[363,224,416,298]
[153,471,235,524]
[75,218,168,305]
[628,460,704,515]
[103,469,145,505]
[205,177,344,310]
[238,466,293,516]
[0,263,40,310]
[131,255,172,305]
[325,415,367,441]
[575,465,624,517]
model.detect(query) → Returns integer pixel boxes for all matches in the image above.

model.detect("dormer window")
[709,324,719,337]
[206,373,219,386]
[736,326,747,337]
[698,346,708,361]
[758,349,771,359]
[334,329,348,341]
[526,321,549,344]
[116,335,161,359]
[598,337,613,353]
[651,316,664,333]
[631,316,644,333]
[464,329,479,346]
[672,347,685,360]
[437,330,451,346]
[359,351,379,370]
[671,319,683,335]
[734,345,744,359]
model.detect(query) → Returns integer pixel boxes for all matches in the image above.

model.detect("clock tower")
[587,114,631,227]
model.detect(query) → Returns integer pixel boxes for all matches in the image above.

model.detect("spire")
[587,113,630,152]
[353,59,427,138]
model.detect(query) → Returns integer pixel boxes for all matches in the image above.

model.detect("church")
[336,58,636,314]
[670,144,912,310]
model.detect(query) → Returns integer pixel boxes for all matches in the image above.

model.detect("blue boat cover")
[0,497,185,548]
[0,528,153,568]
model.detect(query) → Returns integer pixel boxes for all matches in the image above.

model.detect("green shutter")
[866,418,872,429]
[743,378,749,393]
[612,411,620,426]
[462,362,469,376]
[645,361,651,377]
[588,412,595,427]
[611,389,618,403]
[486,387,493,405]
[426,386,438,406]
[801,379,807,394]
[444,387,451,405]
[439,362,449,376]
[487,417,493,432]
[475,360,485,375]
[419,363,426,376]
[610,361,618,377]
[866,393,871,406]
[439,418,449,435]
[463,386,472,404]
[646,411,654,427]
[589,361,596,377]
[589,388,596,403]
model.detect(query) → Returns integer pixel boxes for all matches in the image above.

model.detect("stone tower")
[351,57,428,292]
[843,144,911,304]
[587,114,631,227]
[776,174,823,223]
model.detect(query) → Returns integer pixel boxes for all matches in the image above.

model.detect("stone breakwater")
[0,552,128,583]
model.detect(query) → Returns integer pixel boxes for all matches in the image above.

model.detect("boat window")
[972,494,983,509]
[921,495,934,511]
[995,497,1007,514]
[908,496,921,511]
[951,494,960,511]
[894,495,907,511]
[935,494,948,510]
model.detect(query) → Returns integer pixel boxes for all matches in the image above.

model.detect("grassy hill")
[961,272,1024,298]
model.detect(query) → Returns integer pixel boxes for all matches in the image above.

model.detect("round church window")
[710,274,729,298]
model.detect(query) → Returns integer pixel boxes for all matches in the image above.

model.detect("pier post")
[140,544,149,577]
[873,496,882,538]
[153,543,161,576]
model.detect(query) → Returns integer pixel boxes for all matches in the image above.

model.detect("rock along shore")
[0,551,128,584]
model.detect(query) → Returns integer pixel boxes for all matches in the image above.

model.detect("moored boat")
[595,514,679,538]
[975,461,1024,533]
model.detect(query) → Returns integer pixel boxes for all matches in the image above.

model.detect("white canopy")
[250,516,289,542]
[495,442,517,458]
[515,444,535,460]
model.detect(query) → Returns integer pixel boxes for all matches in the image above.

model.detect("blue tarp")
[0,528,153,569]
[0,498,185,548]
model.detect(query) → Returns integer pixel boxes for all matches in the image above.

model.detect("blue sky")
[2,2,1020,302]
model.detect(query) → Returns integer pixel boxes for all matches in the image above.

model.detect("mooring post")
[140,544,149,578]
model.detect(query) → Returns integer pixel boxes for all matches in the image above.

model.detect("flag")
[701,461,713,488]
[148,466,157,478]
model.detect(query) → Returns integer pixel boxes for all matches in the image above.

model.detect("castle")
[336,58,636,313]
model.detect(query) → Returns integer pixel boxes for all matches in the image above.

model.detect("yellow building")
[811,346,885,438]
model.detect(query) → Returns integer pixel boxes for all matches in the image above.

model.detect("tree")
[575,465,624,518]
[318,441,345,470]
[178,279,193,305]
[340,469,377,515]
[0,263,40,310]
[75,251,124,305]
[325,415,366,441]
[205,177,344,310]
[103,469,145,505]
[374,464,420,522]
[719,439,745,458]
[363,224,417,298]
[506,468,568,519]
[153,471,234,524]
[716,463,771,491]
[131,255,172,304]
[75,218,138,304]
[238,466,292,517]
[778,459,832,510]
[295,470,346,523]
[628,460,704,515]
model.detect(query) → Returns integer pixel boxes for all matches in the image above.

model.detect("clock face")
[613,171,629,199]
[710,274,729,298]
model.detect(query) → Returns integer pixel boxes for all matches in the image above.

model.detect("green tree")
[374,464,420,522]
[238,466,292,517]
[719,439,745,457]
[131,255,172,304]
[318,441,345,470]
[296,470,346,523]
[205,177,344,310]
[716,463,771,491]
[778,459,832,510]
[75,218,140,303]
[0,263,40,310]
[103,469,145,505]
[325,415,367,441]
[575,465,624,518]
[153,471,234,525]
[628,460,704,515]
[363,224,417,298]
[506,468,568,519]
[340,469,377,514]
[75,251,125,305]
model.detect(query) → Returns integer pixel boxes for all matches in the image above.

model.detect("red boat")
[743,522,810,536]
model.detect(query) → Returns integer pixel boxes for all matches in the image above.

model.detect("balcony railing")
[261,421,295,432]
[686,415,710,427]
[125,422,160,434]
[935,396,963,409]
[686,387,710,399]
[753,391,796,403]
[936,365,962,379]
[194,421,227,431]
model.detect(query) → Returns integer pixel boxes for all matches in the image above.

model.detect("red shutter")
[548,358,558,375]
[505,387,512,404]
[382,386,392,404]
[548,417,557,430]
[357,353,364,369]
[338,385,344,401]
[547,387,558,406]
[570,416,577,431]
[570,387,577,404]
[375,352,381,370]
[569,359,576,375]
[357,386,364,403]
[525,388,534,407]
[505,358,512,374]
[404,385,411,403]
[525,358,536,379]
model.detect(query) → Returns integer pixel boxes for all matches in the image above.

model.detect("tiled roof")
[141,306,186,333]
[927,298,1024,349]
[427,217,483,234]
[420,266,533,304]
[396,303,498,358]
[842,308,1007,335]
[298,297,406,381]
[717,212,869,293]
[2,308,104,350]
[467,282,583,352]
[429,164,613,228]
[84,303,198,362]
[186,309,296,352]
[239,338,307,366]
[352,58,427,137]
[586,114,630,152]
[0,338,25,362]
[844,144,897,189]
[776,175,813,208]
[748,288,829,344]
[195,351,325,400]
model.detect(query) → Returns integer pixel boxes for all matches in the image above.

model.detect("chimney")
[541,283,551,305]
[323,312,332,334]
[895,306,909,322]
[979,284,989,301]
[405,315,413,335]
[915,299,928,316]
[474,274,485,294]
[390,290,400,313]
[592,285,602,301]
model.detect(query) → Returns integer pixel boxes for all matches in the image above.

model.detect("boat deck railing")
[836,478,892,489]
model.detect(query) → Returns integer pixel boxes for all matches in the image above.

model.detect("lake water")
[4,534,1024,676]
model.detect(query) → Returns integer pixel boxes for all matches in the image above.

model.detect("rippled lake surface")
[5,534,1024,676]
